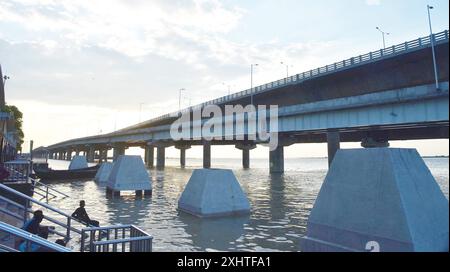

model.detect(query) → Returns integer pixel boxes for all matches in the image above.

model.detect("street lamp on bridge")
[250,63,259,106]
[376,26,390,49]
[280,61,293,78]
[427,5,439,90]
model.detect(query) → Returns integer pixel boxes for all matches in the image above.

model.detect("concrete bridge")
[35,30,449,173]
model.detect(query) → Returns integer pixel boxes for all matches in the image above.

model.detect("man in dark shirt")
[72,200,100,227]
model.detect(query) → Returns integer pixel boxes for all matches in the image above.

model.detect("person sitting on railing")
[18,210,55,252]
[22,210,50,237]
[72,200,100,227]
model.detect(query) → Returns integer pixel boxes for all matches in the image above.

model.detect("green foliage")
[1,104,24,151]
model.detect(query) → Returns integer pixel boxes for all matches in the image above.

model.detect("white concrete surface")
[178,169,251,217]
[94,162,113,184]
[107,155,151,191]
[301,148,449,252]
[68,155,88,170]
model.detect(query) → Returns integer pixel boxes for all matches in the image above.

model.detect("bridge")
[36,30,449,173]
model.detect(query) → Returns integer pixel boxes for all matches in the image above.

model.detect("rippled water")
[37,157,449,252]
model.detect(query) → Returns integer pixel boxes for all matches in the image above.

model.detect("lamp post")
[280,61,292,78]
[250,64,258,106]
[222,82,232,95]
[427,5,439,90]
[179,88,185,111]
[376,27,390,49]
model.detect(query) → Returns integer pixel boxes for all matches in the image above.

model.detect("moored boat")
[33,164,100,181]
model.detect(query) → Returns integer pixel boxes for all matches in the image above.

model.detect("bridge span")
[35,30,449,173]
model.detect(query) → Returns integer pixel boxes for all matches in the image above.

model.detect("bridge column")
[269,146,284,173]
[235,143,257,169]
[327,130,341,167]
[87,146,95,163]
[113,144,126,161]
[145,145,154,168]
[175,144,191,168]
[66,150,72,161]
[203,142,211,169]
[156,146,165,170]
[75,150,80,156]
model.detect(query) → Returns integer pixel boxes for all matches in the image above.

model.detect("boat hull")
[33,165,100,181]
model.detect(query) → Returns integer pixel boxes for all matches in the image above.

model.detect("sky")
[1,0,449,158]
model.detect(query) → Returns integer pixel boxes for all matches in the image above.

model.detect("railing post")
[80,229,85,252]
[66,217,71,239]
[418,37,422,46]
[445,30,449,40]
[405,41,408,50]
[23,199,29,224]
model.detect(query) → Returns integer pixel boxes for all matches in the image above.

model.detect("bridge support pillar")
[180,149,186,167]
[66,150,72,161]
[175,144,191,168]
[75,150,80,156]
[113,144,126,161]
[87,146,95,163]
[269,146,284,174]
[242,149,250,169]
[145,145,154,168]
[327,131,341,167]
[156,146,165,170]
[203,142,211,169]
[236,143,257,169]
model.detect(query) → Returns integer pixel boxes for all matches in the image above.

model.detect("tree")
[1,104,24,151]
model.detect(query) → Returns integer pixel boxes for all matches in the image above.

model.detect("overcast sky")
[1,0,449,158]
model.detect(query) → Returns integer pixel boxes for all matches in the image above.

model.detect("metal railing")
[2,160,69,202]
[31,179,70,201]
[0,182,84,241]
[0,221,70,252]
[80,225,153,252]
[2,160,31,182]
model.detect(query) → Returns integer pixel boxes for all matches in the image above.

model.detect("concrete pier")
[113,144,126,161]
[68,155,88,170]
[178,169,251,217]
[180,149,186,167]
[301,148,449,252]
[175,144,191,168]
[107,155,152,197]
[269,146,284,173]
[156,146,165,170]
[145,145,154,168]
[87,147,95,163]
[203,142,211,169]
[327,131,340,167]
[236,143,256,169]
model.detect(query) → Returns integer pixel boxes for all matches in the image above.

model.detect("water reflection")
[177,212,249,251]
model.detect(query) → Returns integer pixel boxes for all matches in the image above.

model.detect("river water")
[39,157,449,252]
